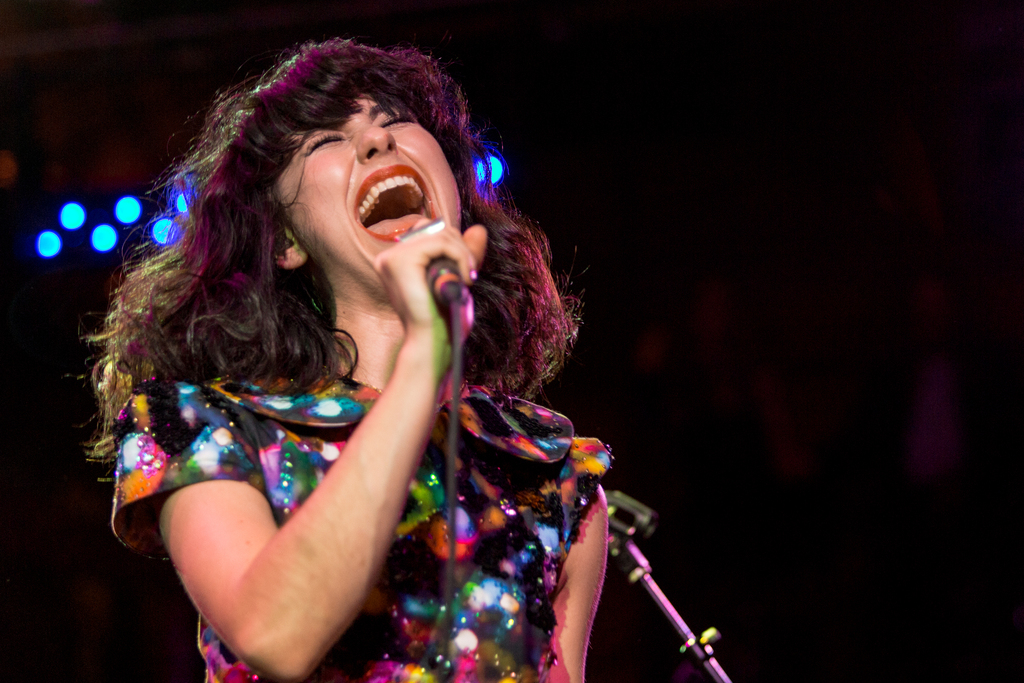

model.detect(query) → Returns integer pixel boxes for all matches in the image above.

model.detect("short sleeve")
[112,380,265,557]
[558,436,612,550]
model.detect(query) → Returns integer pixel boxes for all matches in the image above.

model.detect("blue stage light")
[91,224,118,252]
[115,196,142,224]
[176,192,188,213]
[37,230,62,257]
[152,218,174,245]
[475,153,506,186]
[59,202,86,230]
[488,154,505,185]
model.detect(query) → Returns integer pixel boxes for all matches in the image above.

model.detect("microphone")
[427,257,470,306]
[398,218,472,308]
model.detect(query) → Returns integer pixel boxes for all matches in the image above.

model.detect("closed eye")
[383,115,414,128]
[306,133,345,155]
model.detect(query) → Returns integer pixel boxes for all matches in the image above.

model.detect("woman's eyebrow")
[367,103,385,120]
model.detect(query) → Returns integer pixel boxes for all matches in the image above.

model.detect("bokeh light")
[152,218,174,245]
[36,230,62,257]
[59,202,86,230]
[475,153,505,186]
[176,192,188,213]
[91,224,118,252]
[115,196,142,224]
[487,154,504,185]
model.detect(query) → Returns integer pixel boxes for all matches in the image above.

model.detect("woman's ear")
[277,228,308,270]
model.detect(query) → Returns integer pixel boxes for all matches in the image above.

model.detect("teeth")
[358,175,424,220]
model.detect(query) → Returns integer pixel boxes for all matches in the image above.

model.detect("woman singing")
[90,38,610,683]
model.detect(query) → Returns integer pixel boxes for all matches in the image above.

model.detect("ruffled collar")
[208,379,574,463]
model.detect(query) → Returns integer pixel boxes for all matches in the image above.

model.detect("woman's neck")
[334,299,406,392]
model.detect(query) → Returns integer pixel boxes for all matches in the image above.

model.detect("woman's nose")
[356,124,396,163]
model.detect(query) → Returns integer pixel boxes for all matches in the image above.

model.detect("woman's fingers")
[396,219,486,282]
[373,220,487,332]
[462,224,488,280]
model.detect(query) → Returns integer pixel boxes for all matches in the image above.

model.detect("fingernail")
[469,270,478,282]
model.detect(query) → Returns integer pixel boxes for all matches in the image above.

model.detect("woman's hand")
[374,219,487,384]
[374,219,487,336]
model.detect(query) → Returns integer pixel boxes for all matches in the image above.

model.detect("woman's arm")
[160,339,441,681]
[548,486,609,683]
[159,224,487,683]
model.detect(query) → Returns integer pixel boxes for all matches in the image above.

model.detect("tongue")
[365,214,427,241]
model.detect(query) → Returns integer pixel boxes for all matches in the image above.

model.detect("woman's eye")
[383,116,413,127]
[306,134,345,154]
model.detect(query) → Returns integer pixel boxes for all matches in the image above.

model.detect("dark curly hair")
[88,38,579,462]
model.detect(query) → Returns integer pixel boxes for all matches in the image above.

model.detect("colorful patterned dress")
[111,379,611,683]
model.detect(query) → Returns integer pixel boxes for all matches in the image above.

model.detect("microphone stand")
[432,262,470,679]
[606,491,733,683]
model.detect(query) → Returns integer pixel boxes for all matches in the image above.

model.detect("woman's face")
[276,98,461,289]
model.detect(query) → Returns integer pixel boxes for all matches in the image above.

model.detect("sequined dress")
[111,379,611,683]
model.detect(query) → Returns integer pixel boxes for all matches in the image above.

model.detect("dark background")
[2,0,1024,680]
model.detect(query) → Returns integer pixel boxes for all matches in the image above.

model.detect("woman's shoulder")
[207,378,379,427]
[124,378,608,462]
[112,379,265,556]
[461,387,612,478]
[123,378,610,478]
[114,379,239,457]
[459,386,575,463]
[198,379,602,465]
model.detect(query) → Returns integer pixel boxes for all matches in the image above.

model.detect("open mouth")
[356,165,432,240]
